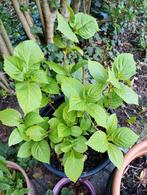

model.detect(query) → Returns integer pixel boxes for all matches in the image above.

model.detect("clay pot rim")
[6,161,34,195]
[53,177,96,195]
[112,140,147,195]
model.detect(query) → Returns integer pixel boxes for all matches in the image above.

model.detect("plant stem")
[0,34,10,57]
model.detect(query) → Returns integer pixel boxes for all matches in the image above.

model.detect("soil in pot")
[120,155,147,195]
[59,182,90,195]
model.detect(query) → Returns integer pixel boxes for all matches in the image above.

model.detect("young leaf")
[87,131,108,152]
[88,60,107,84]
[26,125,48,141]
[63,104,77,125]
[80,117,91,132]
[8,128,23,146]
[64,150,84,182]
[104,91,123,109]
[107,69,120,88]
[25,112,44,127]
[86,103,108,128]
[69,96,85,112]
[112,53,136,80]
[106,114,118,134]
[57,12,78,43]
[70,60,87,74]
[31,140,50,163]
[110,127,139,148]
[4,56,24,81]
[108,143,123,169]
[17,141,32,158]
[14,40,44,65]
[114,83,138,105]
[61,78,84,98]
[57,123,71,138]
[45,61,66,75]
[31,70,49,84]
[73,13,99,39]
[71,126,82,137]
[42,79,60,95]
[85,84,102,103]
[16,81,42,114]
[0,109,21,126]
[73,136,87,153]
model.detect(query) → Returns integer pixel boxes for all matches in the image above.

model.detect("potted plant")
[0,9,139,182]
[46,178,96,195]
[110,140,147,195]
[0,155,34,195]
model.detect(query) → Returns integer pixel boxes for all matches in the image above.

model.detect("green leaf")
[73,136,87,153]
[17,141,32,158]
[45,61,66,75]
[16,81,42,114]
[107,69,120,88]
[110,127,139,148]
[70,60,87,73]
[63,104,77,125]
[108,143,123,169]
[54,35,66,48]
[31,70,49,84]
[69,96,85,112]
[71,126,82,137]
[14,40,44,65]
[25,112,44,127]
[85,84,102,103]
[86,103,108,128]
[66,2,75,24]
[87,131,108,152]
[57,123,71,138]
[0,109,21,126]
[40,94,49,107]
[64,150,84,182]
[73,13,99,39]
[106,114,118,134]
[26,125,48,141]
[61,78,84,98]
[57,12,78,42]
[104,91,123,109]
[80,117,91,132]
[17,124,30,141]
[31,140,50,163]
[41,78,60,94]
[55,141,72,154]
[88,60,107,84]
[4,56,24,81]
[8,128,23,146]
[114,83,138,105]
[112,53,136,80]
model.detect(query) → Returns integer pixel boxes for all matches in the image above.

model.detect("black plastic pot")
[105,169,116,195]
[40,95,110,178]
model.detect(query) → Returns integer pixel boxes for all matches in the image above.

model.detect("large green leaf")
[86,103,108,128]
[85,84,102,103]
[31,140,50,163]
[112,53,136,80]
[4,56,24,81]
[0,109,21,126]
[108,143,123,169]
[17,141,32,158]
[26,125,48,141]
[110,127,139,148]
[14,40,44,66]
[16,82,42,114]
[57,12,78,43]
[73,13,99,39]
[69,96,85,112]
[61,78,84,98]
[114,83,138,105]
[45,61,66,75]
[8,128,23,146]
[87,131,108,152]
[88,60,107,84]
[64,150,84,182]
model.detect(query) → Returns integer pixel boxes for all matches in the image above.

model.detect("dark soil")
[121,155,147,195]
[50,148,106,172]
[60,182,90,195]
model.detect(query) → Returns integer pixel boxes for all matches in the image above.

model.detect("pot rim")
[112,140,147,195]
[53,177,96,195]
[6,161,35,195]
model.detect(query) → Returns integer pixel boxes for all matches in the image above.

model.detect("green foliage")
[0,156,29,194]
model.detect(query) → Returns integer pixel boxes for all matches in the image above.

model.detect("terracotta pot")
[6,161,35,195]
[53,178,96,195]
[112,140,147,195]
